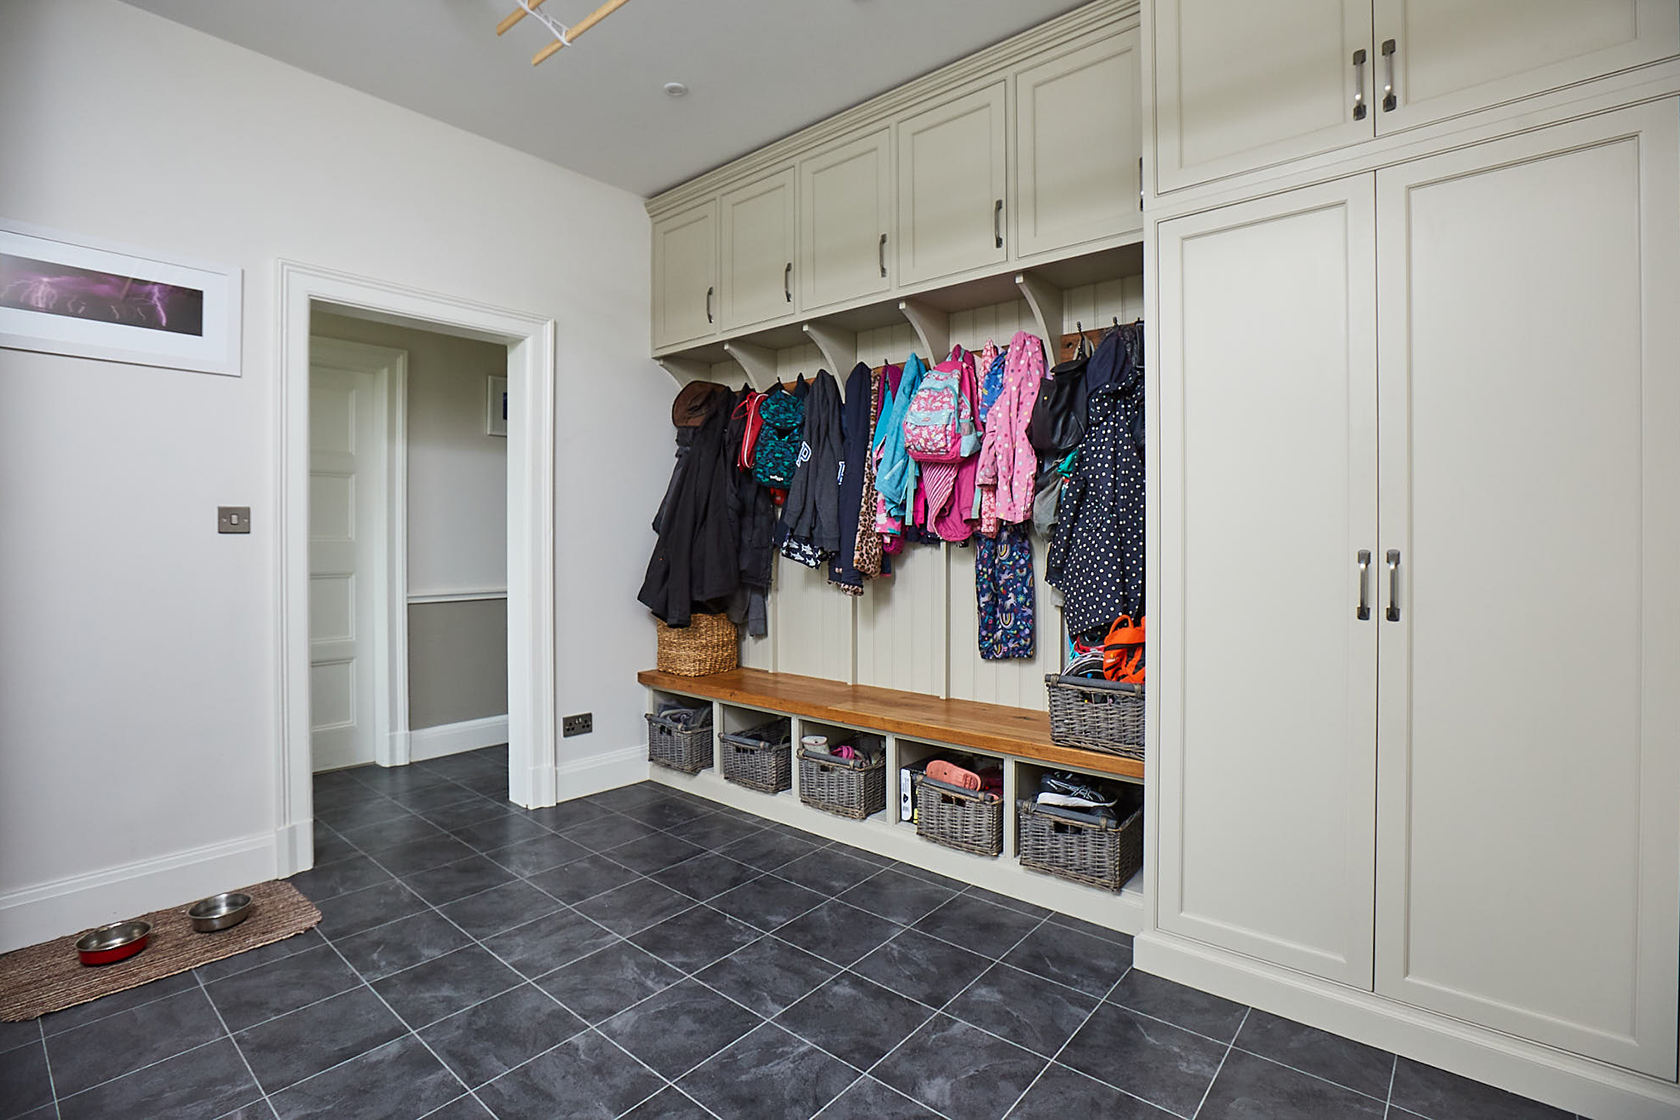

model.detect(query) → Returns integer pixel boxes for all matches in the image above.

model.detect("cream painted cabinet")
[896,82,1009,285]
[1154,175,1380,988]
[720,168,796,331]
[1371,0,1679,134]
[1014,30,1142,259]
[799,128,894,311]
[1371,103,1680,1078]
[651,200,717,349]
[1158,103,1680,1074]
[1150,0,1373,193]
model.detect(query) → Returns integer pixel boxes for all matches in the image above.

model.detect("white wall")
[0,0,670,951]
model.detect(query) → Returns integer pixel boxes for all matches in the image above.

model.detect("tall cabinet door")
[1156,175,1380,987]
[720,168,796,331]
[1372,0,1679,135]
[651,200,718,349]
[1373,104,1680,1077]
[799,129,893,311]
[897,82,1009,285]
[1014,30,1142,259]
[1151,0,1373,193]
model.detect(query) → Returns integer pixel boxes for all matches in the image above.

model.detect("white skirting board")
[0,832,276,954]
[555,746,653,803]
[408,715,508,762]
[1134,931,1680,1120]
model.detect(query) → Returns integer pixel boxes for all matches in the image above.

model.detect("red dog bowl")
[75,920,151,966]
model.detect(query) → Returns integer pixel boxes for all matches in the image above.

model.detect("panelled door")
[652,200,717,349]
[799,128,893,311]
[896,82,1009,285]
[1155,174,1380,987]
[720,168,796,331]
[1014,30,1142,259]
[1151,0,1373,193]
[1372,104,1680,1077]
[308,347,388,772]
[1371,0,1680,135]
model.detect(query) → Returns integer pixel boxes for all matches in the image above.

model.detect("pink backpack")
[903,348,978,463]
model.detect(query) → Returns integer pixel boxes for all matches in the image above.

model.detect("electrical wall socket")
[562,713,592,738]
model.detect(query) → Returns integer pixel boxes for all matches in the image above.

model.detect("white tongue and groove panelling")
[728,275,1142,699]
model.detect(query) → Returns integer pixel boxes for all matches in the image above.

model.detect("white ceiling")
[120,0,1090,198]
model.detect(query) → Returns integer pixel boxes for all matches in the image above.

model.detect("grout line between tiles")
[1191,1005,1250,1120]
[36,1018,62,1120]
[193,970,279,1119]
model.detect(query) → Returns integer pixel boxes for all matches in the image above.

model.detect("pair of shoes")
[927,759,981,791]
[1039,771,1114,806]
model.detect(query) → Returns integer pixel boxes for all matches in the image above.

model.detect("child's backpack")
[752,384,804,490]
[903,348,976,463]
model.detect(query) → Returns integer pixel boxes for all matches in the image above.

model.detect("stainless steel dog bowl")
[187,891,252,932]
[75,920,152,965]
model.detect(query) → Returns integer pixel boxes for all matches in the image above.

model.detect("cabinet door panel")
[1152,0,1373,193]
[897,82,1008,285]
[799,129,893,311]
[1015,30,1142,259]
[721,168,796,331]
[1374,0,1679,134]
[652,201,717,349]
[1157,175,1379,987]
[1374,105,1680,1077]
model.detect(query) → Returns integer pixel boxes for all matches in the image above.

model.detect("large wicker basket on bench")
[656,613,738,677]
[1045,674,1144,759]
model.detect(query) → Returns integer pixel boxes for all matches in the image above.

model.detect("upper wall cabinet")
[1152,0,1373,194]
[1014,30,1143,259]
[896,83,1009,286]
[720,168,797,331]
[799,129,895,311]
[1150,0,1680,194]
[1371,0,1679,134]
[652,200,718,349]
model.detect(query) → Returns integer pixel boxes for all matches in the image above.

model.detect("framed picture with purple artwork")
[0,219,242,376]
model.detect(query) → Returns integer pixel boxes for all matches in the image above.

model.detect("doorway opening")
[276,262,557,876]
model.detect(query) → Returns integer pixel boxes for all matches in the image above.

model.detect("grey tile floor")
[0,746,1586,1120]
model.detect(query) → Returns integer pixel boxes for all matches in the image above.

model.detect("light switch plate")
[218,506,251,534]
[562,713,592,738]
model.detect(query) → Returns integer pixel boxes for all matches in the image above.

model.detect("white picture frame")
[487,374,508,437]
[0,218,242,376]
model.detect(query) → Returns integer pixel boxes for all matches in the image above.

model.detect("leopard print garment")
[852,368,886,580]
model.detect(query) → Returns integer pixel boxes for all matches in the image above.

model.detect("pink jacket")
[975,331,1045,526]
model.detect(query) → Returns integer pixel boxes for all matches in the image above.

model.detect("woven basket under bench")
[1017,801,1143,892]
[914,775,1003,857]
[645,710,713,774]
[1045,674,1144,758]
[720,718,793,794]
[799,740,886,820]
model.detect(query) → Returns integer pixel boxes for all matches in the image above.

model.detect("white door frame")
[277,260,557,875]
[306,335,409,771]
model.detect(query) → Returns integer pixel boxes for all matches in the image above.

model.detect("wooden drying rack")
[498,0,635,65]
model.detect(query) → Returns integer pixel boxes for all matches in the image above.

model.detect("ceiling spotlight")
[663,82,689,98]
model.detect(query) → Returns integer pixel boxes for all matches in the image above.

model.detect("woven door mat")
[0,879,320,1021]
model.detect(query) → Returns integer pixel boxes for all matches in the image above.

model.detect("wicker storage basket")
[914,774,1004,857]
[720,718,792,793]
[1045,674,1144,758]
[656,613,739,677]
[645,710,713,774]
[799,739,886,820]
[1017,801,1143,892]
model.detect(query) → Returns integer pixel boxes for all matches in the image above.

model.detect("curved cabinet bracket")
[723,340,779,389]
[1014,271,1064,350]
[656,356,716,386]
[802,321,858,375]
[898,298,950,363]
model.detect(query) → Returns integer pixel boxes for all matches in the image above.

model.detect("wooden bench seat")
[637,667,1144,781]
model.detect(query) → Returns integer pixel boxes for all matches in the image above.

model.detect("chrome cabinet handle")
[994,199,1004,249]
[1139,157,1144,210]
[705,285,713,324]
[1356,549,1372,620]
[1381,39,1397,112]
[879,233,888,278]
[1352,49,1368,121]
[784,262,792,303]
[1385,549,1401,622]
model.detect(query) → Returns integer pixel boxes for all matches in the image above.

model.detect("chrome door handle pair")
[1357,549,1401,621]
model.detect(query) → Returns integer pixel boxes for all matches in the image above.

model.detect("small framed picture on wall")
[487,374,507,437]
